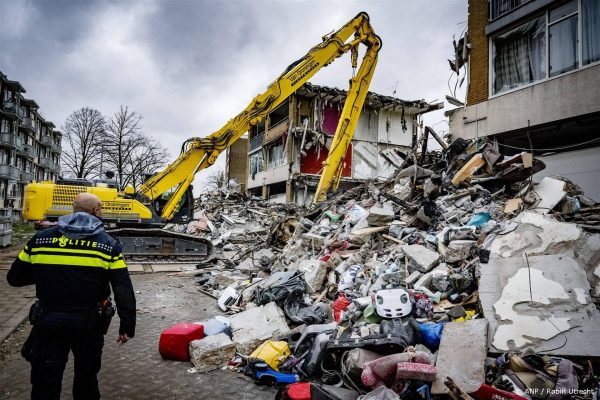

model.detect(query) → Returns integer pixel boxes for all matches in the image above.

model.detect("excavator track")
[109,228,213,264]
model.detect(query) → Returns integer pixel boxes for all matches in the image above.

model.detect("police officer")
[7,193,136,400]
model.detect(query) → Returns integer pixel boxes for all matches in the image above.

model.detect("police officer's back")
[7,193,136,400]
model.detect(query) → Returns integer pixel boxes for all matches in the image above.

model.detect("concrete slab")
[229,302,290,355]
[431,319,488,395]
[532,177,566,214]
[489,212,581,257]
[189,333,237,373]
[480,254,600,357]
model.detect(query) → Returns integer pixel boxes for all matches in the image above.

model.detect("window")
[249,151,264,178]
[549,0,578,77]
[490,0,533,21]
[491,0,600,95]
[582,0,600,65]
[267,142,286,170]
[492,16,546,94]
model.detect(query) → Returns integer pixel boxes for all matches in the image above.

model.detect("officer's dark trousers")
[24,312,104,400]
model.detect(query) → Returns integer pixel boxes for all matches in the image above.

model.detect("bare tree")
[103,106,146,187]
[126,138,170,190]
[206,168,227,192]
[61,108,106,178]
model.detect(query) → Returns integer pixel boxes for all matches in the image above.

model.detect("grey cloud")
[0,0,467,192]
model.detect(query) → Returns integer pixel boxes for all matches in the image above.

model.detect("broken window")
[492,15,546,94]
[249,151,264,178]
[267,141,286,170]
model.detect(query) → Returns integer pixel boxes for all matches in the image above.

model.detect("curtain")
[582,0,600,65]
[493,16,546,94]
[549,15,578,76]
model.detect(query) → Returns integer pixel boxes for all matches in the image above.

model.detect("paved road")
[0,273,277,399]
[0,270,35,343]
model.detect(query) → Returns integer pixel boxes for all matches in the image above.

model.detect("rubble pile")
[162,140,600,399]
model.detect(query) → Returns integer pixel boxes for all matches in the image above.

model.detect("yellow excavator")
[22,12,381,262]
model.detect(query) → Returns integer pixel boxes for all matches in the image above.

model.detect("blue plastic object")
[256,368,300,385]
[467,212,491,227]
[419,322,444,350]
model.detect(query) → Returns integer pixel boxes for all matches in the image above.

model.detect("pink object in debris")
[361,351,433,388]
[394,362,437,381]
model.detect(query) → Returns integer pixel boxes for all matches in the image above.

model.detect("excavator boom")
[138,12,381,217]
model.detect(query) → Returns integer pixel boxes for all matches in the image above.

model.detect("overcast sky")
[0,0,467,194]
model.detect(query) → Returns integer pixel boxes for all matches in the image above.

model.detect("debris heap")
[161,138,600,399]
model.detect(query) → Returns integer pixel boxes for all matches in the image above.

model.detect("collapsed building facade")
[226,83,442,205]
[447,0,600,200]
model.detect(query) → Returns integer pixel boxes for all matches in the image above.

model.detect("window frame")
[489,0,600,98]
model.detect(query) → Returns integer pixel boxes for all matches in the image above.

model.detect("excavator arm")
[138,12,381,219]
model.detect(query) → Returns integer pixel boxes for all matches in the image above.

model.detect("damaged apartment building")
[226,83,441,204]
[447,0,600,199]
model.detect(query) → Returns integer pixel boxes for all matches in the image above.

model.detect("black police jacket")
[7,221,136,338]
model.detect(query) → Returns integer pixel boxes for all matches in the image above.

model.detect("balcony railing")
[19,171,34,183]
[0,132,22,150]
[19,143,35,158]
[2,101,18,114]
[41,135,53,146]
[20,117,37,133]
[249,133,264,151]
[39,156,53,168]
[489,0,532,20]
[0,165,20,180]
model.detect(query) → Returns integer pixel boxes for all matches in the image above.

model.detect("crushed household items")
[159,138,600,399]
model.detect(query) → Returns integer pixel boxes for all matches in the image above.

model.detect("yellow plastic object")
[453,310,476,322]
[249,340,291,371]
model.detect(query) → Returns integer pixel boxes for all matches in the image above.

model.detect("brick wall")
[226,138,248,191]
[467,0,489,105]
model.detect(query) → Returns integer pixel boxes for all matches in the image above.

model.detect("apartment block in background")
[0,70,62,221]
[448,0,600,199]
[231,83,440,205]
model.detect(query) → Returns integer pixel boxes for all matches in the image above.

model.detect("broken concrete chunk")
[533,177,566,214]
[404,270,422,286]
[229,302,291,355]
[366,207,395,227]
[298,259,328,293]
[444,240,476,263]
[431,319,488,395]
[401,244,440,273]
[189,333,236,373]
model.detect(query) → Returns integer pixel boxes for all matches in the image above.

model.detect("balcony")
[1,101,20,120]
[19,171,33,183]
[40,135,53,146]
[19,117,36,134]
[0,132,22,150]
[19,143,35,159]
[0,165,20,180]
[249,133,264,152]
[39,156,53,168]
[489,0,533,21]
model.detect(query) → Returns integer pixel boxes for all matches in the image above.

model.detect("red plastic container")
[159,322,204,361]
[470,384,529,400]
[285,383,311,400]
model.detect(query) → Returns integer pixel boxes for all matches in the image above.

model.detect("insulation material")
[394,362,437,381]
